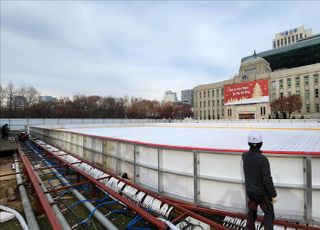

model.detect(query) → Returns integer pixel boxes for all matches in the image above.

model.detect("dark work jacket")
[242,148,277,198]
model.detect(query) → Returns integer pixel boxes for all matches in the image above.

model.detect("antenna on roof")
[253,50,257,57]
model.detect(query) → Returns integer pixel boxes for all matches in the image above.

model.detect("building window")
[208,101,210,107]
[212,90,215,97]
[260,107,266,115]
[212,100,215,107]
[306,104,310,113]
[217,89,220,97]
[204,91,206,98]
[273,41,276,48]
[300,33,303,39]
[281,39,283,46]
[279,80,283,89]
[315,74,319,84]
[292,35,295,42]
[272,92,276,100]
[305,90,309,100]
[284,37,287,45]
[288,36,291,44]
[316,89,319,98]
[296,34,299,40]
[217,100,219,106]
[199,92,202,99]
[272,81,276,90]
[221,88,224,96]
[296,91,300,96]
[287,78,291,88]
[304,76,309,85]
[200,101,202,108]
[280,92,283,98]
[204,101,206,107]
[316,103,320,113]
[222,99,224,105]
[295,76,300,86]
[288,91,291,96]
[277,40,280,47]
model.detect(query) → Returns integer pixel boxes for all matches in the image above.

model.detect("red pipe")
[18,149,63,230]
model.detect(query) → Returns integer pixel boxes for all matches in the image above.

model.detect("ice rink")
[59,123,320,153]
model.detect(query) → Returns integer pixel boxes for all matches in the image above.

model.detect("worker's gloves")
[271,196,278,204]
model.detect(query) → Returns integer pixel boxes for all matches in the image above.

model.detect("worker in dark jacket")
[1,124,10,140]
[242,131,277,230]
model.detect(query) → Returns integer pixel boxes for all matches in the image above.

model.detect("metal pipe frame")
[14,154,40,230]
[18,149,64,230]
[26,142,119,230]
[34,141,169,230]
[34,139,230,230]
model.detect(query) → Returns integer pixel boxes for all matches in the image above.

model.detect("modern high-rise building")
[163,91,178,103]
[273,26,313,49]
[193,27,320,120]
[39,96,57,102]
[181,89,193,106]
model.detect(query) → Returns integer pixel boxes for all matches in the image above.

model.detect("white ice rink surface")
[59,123,320,153]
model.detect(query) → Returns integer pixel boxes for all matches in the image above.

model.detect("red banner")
[224,79,269,105]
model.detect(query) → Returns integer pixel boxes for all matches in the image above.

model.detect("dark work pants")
[246,192,274,230]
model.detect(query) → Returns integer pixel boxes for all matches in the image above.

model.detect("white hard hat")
[248,131,262,143]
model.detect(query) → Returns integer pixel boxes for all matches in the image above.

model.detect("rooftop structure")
[163,90,178,103]
[181,89,193,106]
[272,26,313,49]
[242,33,320,71]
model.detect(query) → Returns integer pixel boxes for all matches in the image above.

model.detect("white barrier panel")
[313,191,320,221]
[200,180,246,211]
[163,173,194,200]
[138,146,158,168]
[162,149,193,174]
[106,156,117,172]
[269,157,304,185]
[120,161,134,179]
[199,153,243,181]
[120,143,134,162]
[275,188,304,219]
[312,158,320,186]
[106,140,117,156]
[139,167,158,191]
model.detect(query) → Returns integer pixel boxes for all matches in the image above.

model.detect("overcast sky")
[1,1,320,100]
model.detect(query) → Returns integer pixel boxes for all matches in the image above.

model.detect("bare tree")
[0,86,5,107]
[5,83,15,117]
[270,95,302,119]
[285,95,302,118]
[17,85,40,116]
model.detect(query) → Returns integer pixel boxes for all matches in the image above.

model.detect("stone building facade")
[193,55,320,120]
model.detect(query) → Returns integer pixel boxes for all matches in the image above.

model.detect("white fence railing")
[1,118,319,131]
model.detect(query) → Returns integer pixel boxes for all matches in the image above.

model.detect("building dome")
[239,50,271,77]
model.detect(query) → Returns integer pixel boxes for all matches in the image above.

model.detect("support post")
[304,156,312,223]
[193,151,200,205]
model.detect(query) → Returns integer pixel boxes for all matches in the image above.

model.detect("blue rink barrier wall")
[29,126,320,226]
